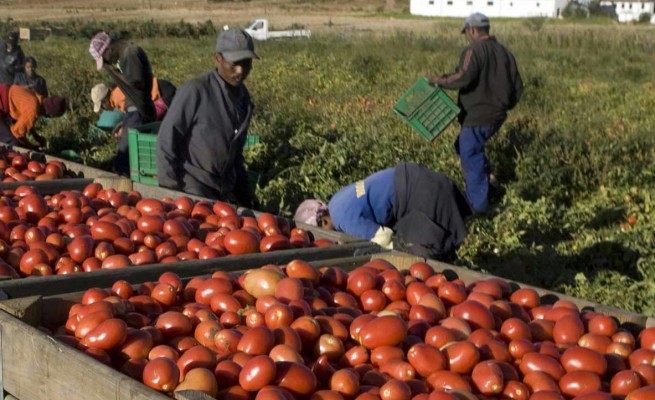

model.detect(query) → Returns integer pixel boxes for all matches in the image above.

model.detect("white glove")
[371,226,393,250]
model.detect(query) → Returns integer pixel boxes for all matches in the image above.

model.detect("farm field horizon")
[1,1,654,316]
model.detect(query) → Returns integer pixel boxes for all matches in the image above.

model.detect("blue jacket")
[328,167,396,240]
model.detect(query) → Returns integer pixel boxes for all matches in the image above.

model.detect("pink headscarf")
[294,199,328,227]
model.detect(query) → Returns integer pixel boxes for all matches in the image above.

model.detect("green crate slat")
[393,77,460,142]
[129,123,260,186]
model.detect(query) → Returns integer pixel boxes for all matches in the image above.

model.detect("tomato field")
[5,17,655,315]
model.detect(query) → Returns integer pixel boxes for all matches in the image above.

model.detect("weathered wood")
[0,310,170,400]
[0,178,93,194]
[0,242,379,299]
[174,390,216,400]
[95,175,133,192]
[0,295,41,326]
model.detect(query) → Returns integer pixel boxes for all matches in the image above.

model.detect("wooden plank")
[174,391,216,400]
[94,176,134,192]
[0,242,379,299]
[0,178,93,194]
[0,310,170,400]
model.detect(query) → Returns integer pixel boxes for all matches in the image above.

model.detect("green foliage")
[18,19,655,316]
[639,13,652,23]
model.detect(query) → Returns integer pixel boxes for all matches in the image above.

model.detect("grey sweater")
[156,70,254,204]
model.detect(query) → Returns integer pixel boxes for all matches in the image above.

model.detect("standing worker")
[0,83,67,148]
[430,13,523,213]
[0,32,25,85]
[156,28,258,207]
[88,31,156,175]
[294,162,473,261]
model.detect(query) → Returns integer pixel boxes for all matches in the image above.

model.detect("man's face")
[215,53,252,87]
[25,61,34,76]
[103,46,119,66]
[465,27,475,43]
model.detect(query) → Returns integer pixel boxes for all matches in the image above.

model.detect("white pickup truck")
[245,19,311,41]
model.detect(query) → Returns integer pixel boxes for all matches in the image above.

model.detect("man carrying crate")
[294,162,472,261]
[156,28,258,208]
[430,13,523,213]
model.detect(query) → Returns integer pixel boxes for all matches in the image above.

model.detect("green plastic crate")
[393,77,460,142]
[128,122,160,185]
[128,123,261,186]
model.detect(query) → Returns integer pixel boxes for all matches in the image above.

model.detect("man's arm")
[508,52,523,110]
[433,47,480,91]
[156,82,198,190]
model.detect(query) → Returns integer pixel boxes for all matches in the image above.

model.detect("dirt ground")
[0,0,450,34]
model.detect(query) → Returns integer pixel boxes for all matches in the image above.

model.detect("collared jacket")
[0,42,24,85]
[438,36,523,127]
[157,70,254,204]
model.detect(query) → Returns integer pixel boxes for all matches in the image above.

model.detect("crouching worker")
[0,83,67,148]
[294,162,473,261]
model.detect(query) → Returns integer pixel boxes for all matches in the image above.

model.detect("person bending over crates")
[156,28,258,208]
[0,83,67,148]
[429,13,523,214]
[90,79,176,133]
[294,162,473,261]
[89,32,157,176]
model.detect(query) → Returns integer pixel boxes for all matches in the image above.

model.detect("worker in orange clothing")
[0,83,67,148]
[91,78,176,131]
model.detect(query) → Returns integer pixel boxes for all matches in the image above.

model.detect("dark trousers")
[114,111,143,176]
[0,119,18,145]
[454,124,502,213]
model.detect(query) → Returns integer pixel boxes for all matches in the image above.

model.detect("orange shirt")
[8,85,41,139]
[109,77,161,112]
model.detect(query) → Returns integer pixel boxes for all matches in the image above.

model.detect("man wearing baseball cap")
[89,31,156,175]
[157,28,259,207]
[430,13,523,214]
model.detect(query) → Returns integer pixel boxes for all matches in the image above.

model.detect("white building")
[410,0,569,18]
[599,1,654,22]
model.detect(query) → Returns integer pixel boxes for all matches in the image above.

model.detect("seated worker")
[14,56,48,97]
[0,83,67,148]
[294,162,473,261]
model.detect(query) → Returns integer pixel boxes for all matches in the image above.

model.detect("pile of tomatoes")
[0,183,331,278]
[47,259,655,399]
[0,148,73,182]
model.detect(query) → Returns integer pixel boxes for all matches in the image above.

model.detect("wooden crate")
[0,255,374,400]
[371,251,655,334]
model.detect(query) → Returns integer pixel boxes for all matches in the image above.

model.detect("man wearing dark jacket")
[431,13,523,213]
[89,32,156,175]
[294,162,473,261]
[156,28,258,207]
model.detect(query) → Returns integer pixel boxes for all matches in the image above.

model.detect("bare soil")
[0,0,447,34]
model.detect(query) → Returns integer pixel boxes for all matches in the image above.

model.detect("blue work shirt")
[328,167,396,240]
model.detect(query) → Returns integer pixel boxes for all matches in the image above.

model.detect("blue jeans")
[454,124,501,213]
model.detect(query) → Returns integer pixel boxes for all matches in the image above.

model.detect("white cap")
[91,83,109,113]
